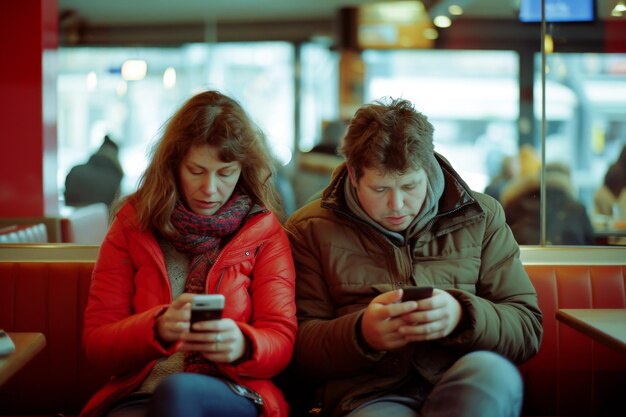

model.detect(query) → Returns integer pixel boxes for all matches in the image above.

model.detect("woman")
[80,91,297,417]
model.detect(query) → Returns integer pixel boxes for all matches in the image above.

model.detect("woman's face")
[179,144,242,216]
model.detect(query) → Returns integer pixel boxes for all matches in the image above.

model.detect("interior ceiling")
[57,0,618,26]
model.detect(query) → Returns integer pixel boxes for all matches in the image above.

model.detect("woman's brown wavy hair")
[126,90,283,237]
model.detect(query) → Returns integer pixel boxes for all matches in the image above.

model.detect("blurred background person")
[594,143,626,244]
[594,143,626,221]
[474,120,517,185]
[484,155,518,202]
[291,119,347,208]
[64,134,124,209]
[517,144,542,178]
[501,161,594,245]
[273,157,296,217]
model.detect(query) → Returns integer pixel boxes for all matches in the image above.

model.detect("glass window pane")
[299,42,340,152]
[540,52,626,245]
[363,49,519,193]
[57,43,294,207]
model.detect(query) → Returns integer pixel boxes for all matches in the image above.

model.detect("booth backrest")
[520,247,626,416]
[0,203,109,246]
[0,219,60,242]
[0,223,48,243]
[0,245,103,416]
[0,245,625,417]
[518,257,626,416]
[59,203,110,245]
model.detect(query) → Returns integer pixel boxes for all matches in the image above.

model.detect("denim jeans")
[106,373,259,417]
[347,351,523,417]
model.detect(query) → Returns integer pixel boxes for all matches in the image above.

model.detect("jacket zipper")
[204,208,268,294]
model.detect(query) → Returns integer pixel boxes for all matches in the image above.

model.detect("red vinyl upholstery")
[0,223,49,243]
[0,253,625,416]
[0,261,109,416]
[520,265,626,416]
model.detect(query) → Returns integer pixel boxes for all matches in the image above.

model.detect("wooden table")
[556,309,626,355]
[0,332,46,387]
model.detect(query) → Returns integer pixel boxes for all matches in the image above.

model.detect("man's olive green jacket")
[284,155,542,417]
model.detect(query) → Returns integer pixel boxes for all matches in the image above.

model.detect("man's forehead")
[361,166,426,182]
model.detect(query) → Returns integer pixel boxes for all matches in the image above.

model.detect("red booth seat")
[0,223,48,243]
[519,262,626,416]
[0,246,625,417]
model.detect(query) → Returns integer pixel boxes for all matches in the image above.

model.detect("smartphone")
[402,286,433,301]
[190,294,224,332]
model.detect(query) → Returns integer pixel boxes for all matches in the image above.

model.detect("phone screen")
[402,286,433,301]
[190,294,224,331]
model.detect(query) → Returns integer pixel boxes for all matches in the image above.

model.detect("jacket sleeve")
[285,217,382,380]
[82,215,174,376]
[226,218,298,380]
[443,195,543,364]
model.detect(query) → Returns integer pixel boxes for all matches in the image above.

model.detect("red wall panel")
[0,1,58,217]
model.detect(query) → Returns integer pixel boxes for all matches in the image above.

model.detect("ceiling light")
[614,1,626,12]
[544,34,554,54]
[433,15,452,28]
[86,71,97,91]
[163,67,176,89]
[448,5,463,16]
[423,27,439,40]
[121,60,147,81]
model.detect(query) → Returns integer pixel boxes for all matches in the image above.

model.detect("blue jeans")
[106,374,259,417]
[347,351,523,417]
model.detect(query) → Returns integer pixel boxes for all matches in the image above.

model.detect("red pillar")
[605,20,626,53]
[0,1,58,217]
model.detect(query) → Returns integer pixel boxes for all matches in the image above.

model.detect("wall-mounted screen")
[519,0,596,23]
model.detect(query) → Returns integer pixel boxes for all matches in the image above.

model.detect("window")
[57,43,294,201]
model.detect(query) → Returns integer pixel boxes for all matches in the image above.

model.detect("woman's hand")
[155,293,194,343]
[178,318,248,364]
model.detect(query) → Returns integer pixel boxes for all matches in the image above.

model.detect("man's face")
[349,166,428,232]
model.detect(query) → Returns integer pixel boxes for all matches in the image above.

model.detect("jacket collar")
[434,153,479,216]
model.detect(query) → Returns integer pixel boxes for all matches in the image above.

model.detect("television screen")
[519,0,595,23]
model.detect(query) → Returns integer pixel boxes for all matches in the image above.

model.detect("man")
[284,98,542,417]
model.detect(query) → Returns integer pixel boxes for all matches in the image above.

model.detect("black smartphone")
[402,286,433,301]
[190,294,224,332]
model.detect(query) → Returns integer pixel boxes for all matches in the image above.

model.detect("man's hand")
[397,288,463,341]
[361,289,421,351]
